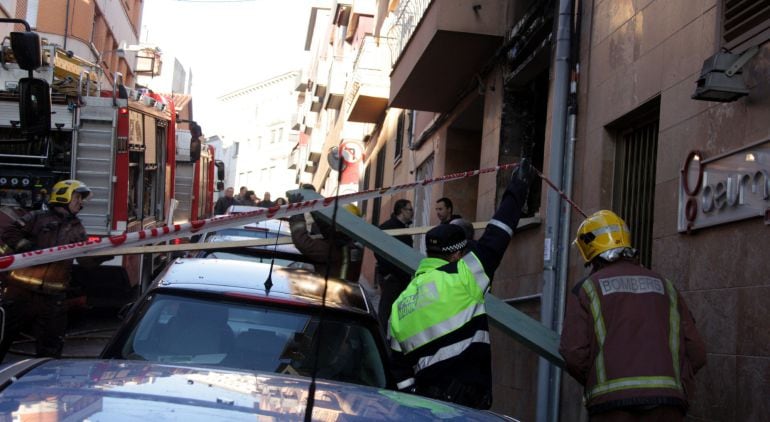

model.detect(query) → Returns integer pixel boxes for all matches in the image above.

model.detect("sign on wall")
[678,138,770,232]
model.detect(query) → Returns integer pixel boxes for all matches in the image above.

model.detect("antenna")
[303,150,345,422]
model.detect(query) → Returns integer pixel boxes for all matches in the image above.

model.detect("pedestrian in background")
[388,160,532,409]
[0,180,111,361]
[375,199,414,329]
[235,186,248,204]
[560,210,707,422]
[214,187,236,215]
[257,192,274,208]
[435,197,462,224]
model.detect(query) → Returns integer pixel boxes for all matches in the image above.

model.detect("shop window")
[610,99,660,267]
[722,0,770,50]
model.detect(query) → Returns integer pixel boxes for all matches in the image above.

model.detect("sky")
[140,0,314,136]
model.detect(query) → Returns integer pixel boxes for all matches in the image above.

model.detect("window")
[394,111,405,163]
[722,0,770,50]
[611,99,660,267]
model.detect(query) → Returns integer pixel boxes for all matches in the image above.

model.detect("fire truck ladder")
[72,96,117,235]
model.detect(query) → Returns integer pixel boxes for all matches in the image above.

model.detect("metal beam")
[291,189,564,367]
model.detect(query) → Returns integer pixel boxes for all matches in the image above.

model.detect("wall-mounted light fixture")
[692,45,759,102]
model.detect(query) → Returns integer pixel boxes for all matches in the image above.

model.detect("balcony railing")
[386,0,432,66]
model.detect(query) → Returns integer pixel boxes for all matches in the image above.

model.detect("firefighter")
[560,210,707,421]
[286,194,363,283]
[0,179,110,361]
[388,159,531,409]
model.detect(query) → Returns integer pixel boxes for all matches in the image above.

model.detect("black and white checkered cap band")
[440,239,468,253]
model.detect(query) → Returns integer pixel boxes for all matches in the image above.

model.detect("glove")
[512,157,533,185]
[287,193,304,204]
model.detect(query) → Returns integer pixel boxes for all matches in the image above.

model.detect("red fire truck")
[0,25,222,305]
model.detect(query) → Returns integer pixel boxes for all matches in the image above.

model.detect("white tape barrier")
[0,163,518,272]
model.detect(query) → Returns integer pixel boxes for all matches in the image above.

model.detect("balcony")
[326,60,349,110]
[387,0,507,112]
[344,36,390,123]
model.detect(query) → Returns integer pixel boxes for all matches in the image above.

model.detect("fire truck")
[0,22,221,305]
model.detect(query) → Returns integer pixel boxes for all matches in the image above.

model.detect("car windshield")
[118,293,387,388]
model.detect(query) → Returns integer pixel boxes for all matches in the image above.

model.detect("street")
[3,308,121,365]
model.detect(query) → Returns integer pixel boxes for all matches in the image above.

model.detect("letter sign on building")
[678,138,770,232]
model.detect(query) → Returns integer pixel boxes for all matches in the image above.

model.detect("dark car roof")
[0,359,511,420]
[153,258,369,314]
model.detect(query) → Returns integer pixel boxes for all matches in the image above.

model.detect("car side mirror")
[19,78,51,137]
[215,160,225,181]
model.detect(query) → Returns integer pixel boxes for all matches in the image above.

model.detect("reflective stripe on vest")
[582,277,682,399]
[398,301,486,353]
[462,253,490,295]
[415,329,489,372]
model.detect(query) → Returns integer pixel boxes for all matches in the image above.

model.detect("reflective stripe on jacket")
[559,260,707,413]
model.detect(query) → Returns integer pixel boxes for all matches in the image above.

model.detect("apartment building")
[2,0,151,90]
[218,71,303,199]
[294,1,768,421]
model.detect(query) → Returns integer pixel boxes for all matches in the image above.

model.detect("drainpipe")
[63,0,71,50]
[536,0,574,420]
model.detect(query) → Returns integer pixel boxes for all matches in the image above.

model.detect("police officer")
[0,179,108,361]
[388,159,531,409]
[560,210,707,421]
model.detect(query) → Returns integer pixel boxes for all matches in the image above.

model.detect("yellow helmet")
[574,210,632,262]
[343,203,362,217]
[49,179,92,205]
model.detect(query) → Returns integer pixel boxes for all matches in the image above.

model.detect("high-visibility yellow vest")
[389,253,489,356]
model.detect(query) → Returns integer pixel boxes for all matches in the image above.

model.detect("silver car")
[0,358,518,420]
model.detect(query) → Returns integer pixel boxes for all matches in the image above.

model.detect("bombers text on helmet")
[574,210,632,263]
[48,179,92,205]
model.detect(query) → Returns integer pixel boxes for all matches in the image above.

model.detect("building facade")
[218,71,303,200]
[2,0,147,89]
[294,0,770,421]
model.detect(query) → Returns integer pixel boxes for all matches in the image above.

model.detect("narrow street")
[4,308,122,365]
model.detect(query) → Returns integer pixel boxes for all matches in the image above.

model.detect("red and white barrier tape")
[0,162,519,272]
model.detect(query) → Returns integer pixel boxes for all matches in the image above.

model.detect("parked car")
[0,358,517,420]
[192,214,318,269]
[101,258,388,389]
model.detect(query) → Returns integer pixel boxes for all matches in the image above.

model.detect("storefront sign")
[678,138,770,232]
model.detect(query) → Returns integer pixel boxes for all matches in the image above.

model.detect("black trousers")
[418,379,492,410]
[0,285,67,362]
[377,273,409,330]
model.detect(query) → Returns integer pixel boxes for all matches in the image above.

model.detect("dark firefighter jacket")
[387,176,528,404]
[288,214,362,283]
[1,206,101,292]
[559,259,707,415]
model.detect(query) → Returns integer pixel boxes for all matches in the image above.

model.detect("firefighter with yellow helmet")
[560,210,707,421]
[0,179,108,361]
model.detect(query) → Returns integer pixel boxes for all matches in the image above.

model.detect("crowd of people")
[214,185,288,215]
